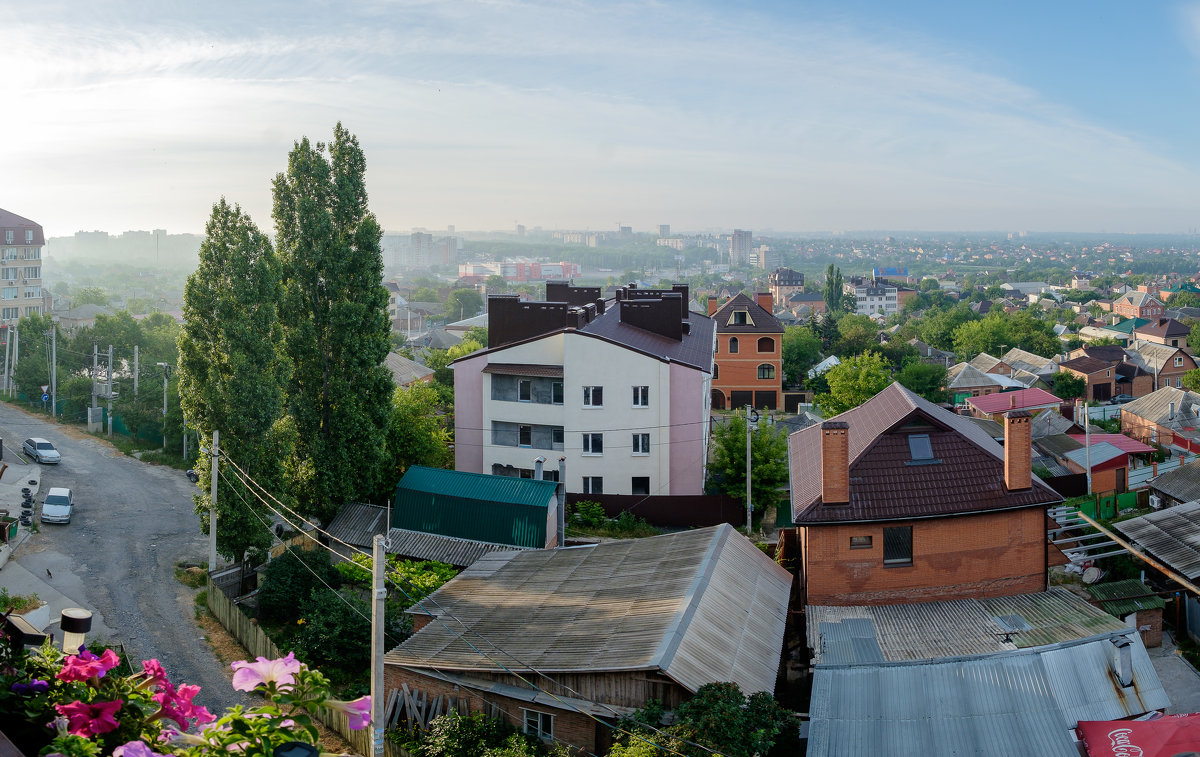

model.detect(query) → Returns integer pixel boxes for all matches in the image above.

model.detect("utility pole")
[157,363,170,450]
[91,342,98,409]
[2,327,10,396]
[370,533,386,757]
[745,405,754,537]
[106,345,114,436]
[133,345,138,396]
[209,430,219,571]
[50,325,56,418]
[11,326,17,398]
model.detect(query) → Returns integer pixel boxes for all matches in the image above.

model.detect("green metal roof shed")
[1086,579,1167,618]
[392,466,558,548]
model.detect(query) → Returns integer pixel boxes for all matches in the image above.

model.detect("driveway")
[0,403,248,715]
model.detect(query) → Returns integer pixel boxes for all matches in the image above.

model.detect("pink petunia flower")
[113,741,165,757]
[141,659,169,688]
[230,652,302,692]
[57,648,122,682]
[55,699,124,737]
[152,681,215,728]
[326,695,371,730]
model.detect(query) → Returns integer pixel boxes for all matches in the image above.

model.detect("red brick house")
[784,382,1064,606]
[1057,355,1118,402]
[1113,291,1165,319]
[708,292,784,410]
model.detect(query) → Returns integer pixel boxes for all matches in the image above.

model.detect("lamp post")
[156,362,170,450]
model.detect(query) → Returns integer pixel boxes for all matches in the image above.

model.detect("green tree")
[178,199,290,561]
[834,313,877,357]
[380,383,453,497]
[445,288,483,321]
[73,286,109,306]
[918,305,976,351]
[1182,368,1200,394]
[484,274,507,292]
[1053,371,1087,399]
[1169,291,1200,309]
[274,124,393,523]
[817,351,891,415]
[669,682,793,757]
[918,278,941,293]
[1190,320,1200,354]
[895,362,947,403]
[11,312,55,400]
[822,264,844,314]
[781,326,822,385]
[707,412,790,516]
[257,547,342,624]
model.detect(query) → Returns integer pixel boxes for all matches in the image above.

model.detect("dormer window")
[729,310,752,326]
[905,433,940,465]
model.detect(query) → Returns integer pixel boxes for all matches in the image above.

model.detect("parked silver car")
[22,437,61,464]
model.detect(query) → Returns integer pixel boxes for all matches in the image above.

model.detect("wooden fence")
[205,576,413,757]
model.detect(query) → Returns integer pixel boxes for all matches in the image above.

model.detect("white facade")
[456,332,712,496]
[846,280,898,317]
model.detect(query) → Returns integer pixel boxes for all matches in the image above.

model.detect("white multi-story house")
[0,209,45,324]
[844,277,898,317]
[452,282,715,496]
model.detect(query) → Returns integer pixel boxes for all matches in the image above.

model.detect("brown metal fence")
[565,492,746,528]
[205,575,412,757]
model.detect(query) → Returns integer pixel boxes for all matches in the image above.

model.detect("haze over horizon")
[9,1,1200,237]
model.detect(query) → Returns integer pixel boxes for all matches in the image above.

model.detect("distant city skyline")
[8,1,1200,236]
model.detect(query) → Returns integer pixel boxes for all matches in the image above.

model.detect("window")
[519,425,532,447]
[728,337,739,354]
[850,536,872,549]
[1176,356,1185,367]
[583,386,603,407]
[632,433,650,455]
[22,267,38,279]
[523,709,553,740]
[907,434,934,462]
[1,288,16,301]
[0,308,16,320]
[24,286,40,299]
[3,231,10,244]
[633,383,652,407]
[1105,369,1111,377]
[1178,377,1184,388]
[582,433,603,455]
[732,311,748,325]
[552,382,564,404]
[757,364,775,380]
[883,526,913,566]
[24,230,31,244]
[757,337,774,353]
[582,476,603,494]
[518,380,532,402]
[632,476,650,495]
[552,427,564,448]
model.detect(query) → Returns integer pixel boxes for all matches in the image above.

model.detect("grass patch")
[194,590,209,620]
[566,502,660,539]
[0,587,40,614]
[175,561,209,589]
[137,450,194,470]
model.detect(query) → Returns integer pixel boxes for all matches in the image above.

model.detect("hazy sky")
[8,0,1200,236]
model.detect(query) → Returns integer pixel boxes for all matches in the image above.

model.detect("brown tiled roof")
[1059,356,1112,375]
[1076,345,1127,363]
[1134,318,1190,339]
[711,292,784,334]
[788,383,1061,524]
[579,307,715,372]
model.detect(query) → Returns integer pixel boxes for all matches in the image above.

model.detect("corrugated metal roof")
[384,352,434,386]
[807,589,1125,663]
[1122,386,1200,429]
[1063,442,1126,469]
[393,467,558,548]
[968,387,1062,415]
[1035,433,1084,458]
[1149,460,1200,502]
[386,527,530,567]
[788,382,1061,524]
[1114,500,1200,579]
[326,502,389,549]
[1087,579,1167,617]
[807,632,1169,757]
[948,363,1026,390]
[385,524,791,696]
[1067,433,1156,454]
[1002,348,1057,377]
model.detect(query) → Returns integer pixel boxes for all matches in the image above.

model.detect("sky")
[7,0,1200,236]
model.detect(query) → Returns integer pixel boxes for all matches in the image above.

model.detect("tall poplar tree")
[178,199,290,562]
[273,124,392,522]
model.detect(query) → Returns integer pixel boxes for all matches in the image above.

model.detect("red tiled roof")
[788,383,1062,525]
[1067,433,1156,454]
[966,388,1062,415]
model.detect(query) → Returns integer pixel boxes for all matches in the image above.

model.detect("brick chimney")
[1003,410,1032,491]
[756,292,774,313]
[707,295,718,316]
[821,421,850,505]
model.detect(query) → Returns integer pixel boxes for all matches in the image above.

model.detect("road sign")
[40,385,48,392]
[41,393,49,402]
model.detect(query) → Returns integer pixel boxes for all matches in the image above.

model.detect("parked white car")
[22,437,61,464]
[41,487,75,525]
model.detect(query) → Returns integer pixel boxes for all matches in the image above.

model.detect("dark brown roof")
[788,383,1061,524]
[1076,345,1127,363]
[711,292,784,334]
[1134,318,1190,339]
[481,363,563,378]
[0,208,44,246]
[1059,356,1113,375]
[578,306,715,372]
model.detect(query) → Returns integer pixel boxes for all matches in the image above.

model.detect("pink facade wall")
[454,352,487,473]
[669,362,706,494]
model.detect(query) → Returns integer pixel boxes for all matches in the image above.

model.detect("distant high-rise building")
[658,224,670,238]
[447,225,455,235]
[619,226,633,238]
[516,224,526,237]
[0,208,44,325]
[730,229,753,265]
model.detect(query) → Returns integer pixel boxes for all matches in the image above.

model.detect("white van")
[41,487,74,525]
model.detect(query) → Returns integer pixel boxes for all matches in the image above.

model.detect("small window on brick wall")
[883,526,912,565]
[849,536,872,549]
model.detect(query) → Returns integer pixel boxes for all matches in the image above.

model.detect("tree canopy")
[781,326,822,385]
[895,362,947,404]
[1052,371,1087,400]
[707,411,790,516]
[817,351,892,415]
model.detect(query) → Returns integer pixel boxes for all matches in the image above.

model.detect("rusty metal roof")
[788,382,1062,524]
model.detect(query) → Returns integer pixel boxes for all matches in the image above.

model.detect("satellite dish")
[1082,566,1103,584]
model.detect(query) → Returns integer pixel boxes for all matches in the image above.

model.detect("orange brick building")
[708,292,784,410]
[784,382,1064,606]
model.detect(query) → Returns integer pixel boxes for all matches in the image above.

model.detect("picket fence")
[205,577,413,757]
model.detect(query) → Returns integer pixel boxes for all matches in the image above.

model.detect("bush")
[418,712,517,757]
[0,587,39,614]
[569,500,607,528]
[257,547,341,624]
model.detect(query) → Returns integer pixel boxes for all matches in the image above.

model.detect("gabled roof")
[1101,317,1149,335]
[1116,291,1163,308]
[1059,356,1112,375]
[1125,340,1189,372]
[1122,386,1200,427]
[968,352,1005,372]
[385,525,791,696]
[578,306,715,372]
[1134,317,1190,339]
[1072,344,1127,363]
[1002,348,1057,376]
[1067,433,1155,455]
[1063,442,1126,469]
[947,363,1025,390]
[787,382,1061,524]
[710,292,784,333]
[384,352,434,386]
[1148,460,1200,503]
[1031,409,1083,439]
[966,387,1061,415]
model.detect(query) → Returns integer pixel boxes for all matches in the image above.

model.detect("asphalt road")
[3,404,248,715]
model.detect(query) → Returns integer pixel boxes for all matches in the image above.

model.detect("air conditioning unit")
[1150,495,1163,510]
[21,279,27,284]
